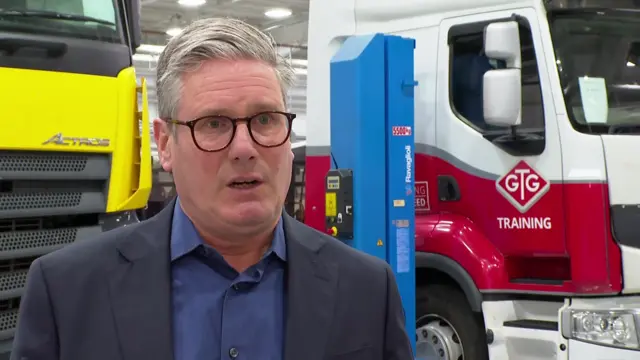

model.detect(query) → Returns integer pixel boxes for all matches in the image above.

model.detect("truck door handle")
[0,38,67,57]
[438,175,460,202]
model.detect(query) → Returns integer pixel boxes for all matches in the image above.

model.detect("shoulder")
[321,232,391,276]
[286,216,392,283]
[35,218,156,280]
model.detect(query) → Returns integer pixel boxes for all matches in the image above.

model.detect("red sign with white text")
[415,181,430,211]
[496,160,550,213]
[392,126,412,136]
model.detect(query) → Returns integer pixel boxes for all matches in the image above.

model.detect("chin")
[224,203,276,225]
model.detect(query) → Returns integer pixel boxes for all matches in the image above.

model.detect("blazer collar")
[108,199,175,360]
[110,199,340,360]
[282,214,339,360]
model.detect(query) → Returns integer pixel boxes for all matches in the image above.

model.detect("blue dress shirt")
[170,197,287,360]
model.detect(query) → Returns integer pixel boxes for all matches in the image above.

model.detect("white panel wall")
[292,114,307,139]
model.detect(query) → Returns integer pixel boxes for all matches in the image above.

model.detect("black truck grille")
[0,152,91,173]
[0,150,111,341]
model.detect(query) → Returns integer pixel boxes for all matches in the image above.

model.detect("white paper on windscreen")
[578,77,609,124]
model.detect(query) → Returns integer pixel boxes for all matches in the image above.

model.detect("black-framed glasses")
[164,111,296,152]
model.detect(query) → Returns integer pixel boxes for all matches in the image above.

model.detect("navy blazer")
[11,199,413,360]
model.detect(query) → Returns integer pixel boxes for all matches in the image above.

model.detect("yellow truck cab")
[0,0,150,355]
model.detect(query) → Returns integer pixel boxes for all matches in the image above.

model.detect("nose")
[227,123,258,161]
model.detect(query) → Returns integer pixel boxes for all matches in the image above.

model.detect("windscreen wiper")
[0,9,115,26]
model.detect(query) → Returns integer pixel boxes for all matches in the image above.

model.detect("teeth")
[231,180,257,187]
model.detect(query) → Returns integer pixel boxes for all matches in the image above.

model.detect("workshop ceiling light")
[178,0,206,6]
[264,8,292,19]
[166,27,183,37]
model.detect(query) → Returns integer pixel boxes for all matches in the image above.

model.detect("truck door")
[434,9,568,282]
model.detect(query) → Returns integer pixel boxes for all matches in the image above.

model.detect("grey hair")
[156,17,296,122]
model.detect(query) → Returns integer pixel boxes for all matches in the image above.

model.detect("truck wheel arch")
[416,252,483,312]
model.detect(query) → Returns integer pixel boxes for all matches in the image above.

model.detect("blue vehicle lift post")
[325,34,417,355]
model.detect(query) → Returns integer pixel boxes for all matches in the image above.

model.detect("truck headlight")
[562,309,640,349]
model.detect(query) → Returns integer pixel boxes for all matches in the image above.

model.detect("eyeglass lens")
[193,112,290,150]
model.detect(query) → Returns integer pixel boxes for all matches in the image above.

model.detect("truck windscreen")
[0,0,121,43]
[549,9,640,134]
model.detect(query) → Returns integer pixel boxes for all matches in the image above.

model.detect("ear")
[153,118,173,172]
[287,141,295,161]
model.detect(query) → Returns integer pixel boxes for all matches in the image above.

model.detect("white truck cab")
[306,0,640,359]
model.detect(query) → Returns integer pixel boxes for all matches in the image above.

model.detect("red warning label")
[392,126,412,136]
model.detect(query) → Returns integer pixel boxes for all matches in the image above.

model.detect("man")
[11,18,413,360]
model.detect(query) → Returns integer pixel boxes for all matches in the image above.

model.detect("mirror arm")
[510,125,518,140]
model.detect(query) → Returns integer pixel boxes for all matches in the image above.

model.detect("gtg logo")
[496,161,550,213]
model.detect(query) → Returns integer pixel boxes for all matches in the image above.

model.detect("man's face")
[153,59,294,235]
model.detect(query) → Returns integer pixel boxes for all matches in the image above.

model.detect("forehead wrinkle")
[179,60,283,119]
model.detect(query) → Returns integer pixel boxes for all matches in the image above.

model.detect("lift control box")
[325,168,354,239]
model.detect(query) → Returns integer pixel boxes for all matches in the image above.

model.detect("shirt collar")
[170,196,287,262]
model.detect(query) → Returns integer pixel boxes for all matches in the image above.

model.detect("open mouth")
[229,179,262,189]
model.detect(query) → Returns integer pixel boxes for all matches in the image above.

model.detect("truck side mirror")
[126,0,142,51]
[482,21,522,127]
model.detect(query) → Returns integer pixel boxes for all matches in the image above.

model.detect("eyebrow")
[195,103,284,118]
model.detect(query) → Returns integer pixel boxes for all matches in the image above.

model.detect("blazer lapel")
[283,214,339,360]
[108,202,175,360]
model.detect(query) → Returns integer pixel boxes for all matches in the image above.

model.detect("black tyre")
[415,284,489,360]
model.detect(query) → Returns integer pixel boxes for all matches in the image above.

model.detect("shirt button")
[229,347,239,359]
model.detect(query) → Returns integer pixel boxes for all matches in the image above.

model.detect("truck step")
[510,278,564,286]
[484,301,563,360]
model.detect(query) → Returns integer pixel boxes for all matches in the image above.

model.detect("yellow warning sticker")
[325,192,337,217]
[376,239,383,247]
